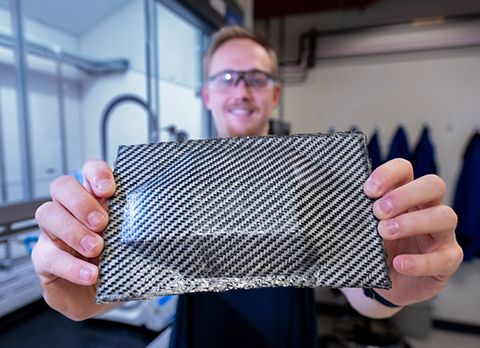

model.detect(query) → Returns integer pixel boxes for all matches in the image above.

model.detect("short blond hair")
[203,26,278,81]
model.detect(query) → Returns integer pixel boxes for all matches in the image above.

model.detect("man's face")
[201,38,281,138]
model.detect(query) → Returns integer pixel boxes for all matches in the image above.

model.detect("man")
[32,26,462,347]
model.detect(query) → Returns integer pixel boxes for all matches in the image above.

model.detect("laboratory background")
[1,0,480,347]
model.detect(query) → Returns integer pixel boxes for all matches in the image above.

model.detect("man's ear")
[271,84,281,108]
[201,86,212,110]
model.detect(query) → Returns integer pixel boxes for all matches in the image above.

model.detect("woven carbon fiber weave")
[95,132,391,303]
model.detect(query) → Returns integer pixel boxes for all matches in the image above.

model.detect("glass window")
[156,2,206,142]
[0,0,211,206]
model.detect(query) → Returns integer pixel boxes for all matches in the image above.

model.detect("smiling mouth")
[228,108,254,116]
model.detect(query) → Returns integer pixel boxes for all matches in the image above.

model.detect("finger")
[364,158,413,198]
[32,233,98,286]
[378,205,457,242]
[49,176,108,232]
[35,201,104,258]
[82,159,115,199]
[372,174,445,220]
[392,245,463,280]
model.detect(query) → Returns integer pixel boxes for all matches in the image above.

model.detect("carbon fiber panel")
[95,132,391,303]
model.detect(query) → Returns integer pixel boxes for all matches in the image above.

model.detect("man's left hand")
[364,158,463,306]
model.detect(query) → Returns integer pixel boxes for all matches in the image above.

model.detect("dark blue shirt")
[169,287,317,348]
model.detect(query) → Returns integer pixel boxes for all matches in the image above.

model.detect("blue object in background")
[387,126,410,162]
[453,132,480,261]
[411,126,437,179]
[226,8,242,26]
[70,170,83,185]
[23,236,39,254]
[368,132,382,171]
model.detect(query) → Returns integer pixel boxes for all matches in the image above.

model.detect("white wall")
[256,0,480,62]
[79,0,205,166]
[1,0,208,200]
[0,6,83,202]
[256,15,480,206]
[79,0,147,165]
[434,259,480,325]
[256,9,480,326]
[283,47,480,206]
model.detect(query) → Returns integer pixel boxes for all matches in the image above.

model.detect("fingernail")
[80,267,93,282]
[384,220,398,235]
[401,259,413,271]
[365,178,382,194]
[87,211,105,228]
[81,235,99,253]
[97,179,113,192]
[377,199,393,215]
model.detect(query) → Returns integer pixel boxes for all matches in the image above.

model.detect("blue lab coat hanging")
[453,132,480,261]
[368,132,382,171]
[411,127,437,179]
[387,126,410,162]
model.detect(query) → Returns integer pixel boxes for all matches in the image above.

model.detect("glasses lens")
[244,72,270,89]
[208,71,273,91]
[209,72,235,90]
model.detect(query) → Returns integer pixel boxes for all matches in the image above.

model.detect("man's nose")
[232,77,253,99]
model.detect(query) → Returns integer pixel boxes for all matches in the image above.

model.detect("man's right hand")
[32,159,122,320]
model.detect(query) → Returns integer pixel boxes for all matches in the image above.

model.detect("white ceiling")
[0,0,133,35]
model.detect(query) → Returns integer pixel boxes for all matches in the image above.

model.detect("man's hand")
[32,159,121,320]
[364,158,463,307]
